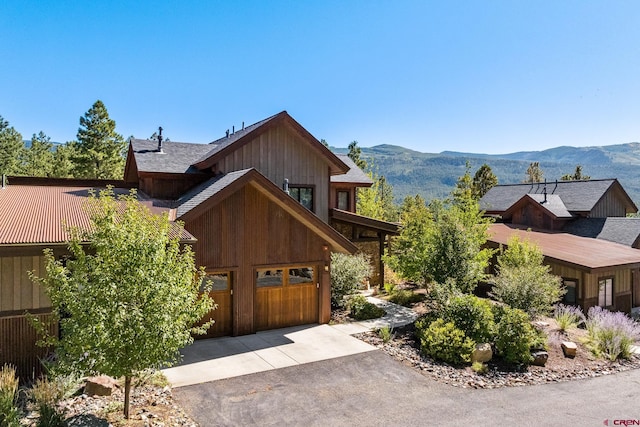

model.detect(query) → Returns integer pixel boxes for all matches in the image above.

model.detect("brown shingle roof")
[0,185,191,245]
[489,223,640,271]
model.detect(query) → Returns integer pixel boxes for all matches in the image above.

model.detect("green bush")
[330,253,372,309]
[554,304,585,332]
[585,306,640,361]
[0,364,21,427]
[383,283,396,295]
[389,289,425,307]
[494,306,536,365]
[377,326,394,343]
[419,319,475,365]
[347,295,386,320]
[441,294,494,343]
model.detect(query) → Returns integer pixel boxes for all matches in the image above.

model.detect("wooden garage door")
[255,267,318,331]
[196,272,233,339]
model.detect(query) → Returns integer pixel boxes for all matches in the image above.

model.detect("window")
[201,272,231,292]
[562,278,577,305]
[337,191,349,210]
[256,267,315,287]
[290,186,314,211]
[598,277,613,307]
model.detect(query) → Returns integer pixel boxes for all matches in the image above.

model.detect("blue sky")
[2,1,639,154]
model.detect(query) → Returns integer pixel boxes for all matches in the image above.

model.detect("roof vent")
[242,121,245,130]
[283,178,290,195]
[1,175,5,189]
[157,126,164,153]
[542,180,547,204]
[232,125,235,134]
[226,129,230,138]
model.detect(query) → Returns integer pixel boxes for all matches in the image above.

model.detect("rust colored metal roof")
[489,223,640,271]
[0,185,191,246]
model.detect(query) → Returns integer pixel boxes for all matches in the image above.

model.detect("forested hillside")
[333,143,640,205]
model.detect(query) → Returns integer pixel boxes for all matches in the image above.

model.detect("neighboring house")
[480,179,640,314]
[0,179,187,380]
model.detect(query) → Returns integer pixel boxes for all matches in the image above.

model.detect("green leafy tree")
[561,165,590,181]
[385,195,432,285]
[524,161,544,183]
[51,143,76,178]
[0,115,25,176]
[22,131,54,177]
[357,171,398,222]
[490,235,564,318]
[472,163,498,199]
[31,188,215,419]
[73,100,126,179]
[330,252,372,308]
[320,138,329,148]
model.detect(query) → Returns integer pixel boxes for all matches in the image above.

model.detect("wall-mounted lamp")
[324,264,330,272]
[322,244,329,251]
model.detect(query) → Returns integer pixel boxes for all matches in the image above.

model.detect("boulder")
[561,341,577,358]
[85,375,118,396]
[471,343,493,364]
[531,350,549,366]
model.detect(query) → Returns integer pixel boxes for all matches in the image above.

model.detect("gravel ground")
[354,322,640,389]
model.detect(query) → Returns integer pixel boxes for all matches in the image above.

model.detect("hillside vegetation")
[333,142,640,205]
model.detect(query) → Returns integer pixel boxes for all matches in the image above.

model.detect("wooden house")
[480,179,640,314]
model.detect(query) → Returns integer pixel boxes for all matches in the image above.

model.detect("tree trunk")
[124,375,132,419]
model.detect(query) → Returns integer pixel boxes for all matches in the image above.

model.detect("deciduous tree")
[73,100,126,179]
[31,188,215,419]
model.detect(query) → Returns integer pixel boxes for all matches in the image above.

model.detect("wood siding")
[0,312,56,381]
[216,126,331,222]
[139,174,211,200]
[184,185,330,336]
[0,256,50,312]
[591,187,628,218]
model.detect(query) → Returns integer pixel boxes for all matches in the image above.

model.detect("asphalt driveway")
[174,350,640,427]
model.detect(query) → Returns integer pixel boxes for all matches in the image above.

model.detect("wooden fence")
[0,312,56,382]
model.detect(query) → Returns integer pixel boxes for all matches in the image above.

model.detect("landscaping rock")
[531,350,549,367]
[471,343,493,364]
[561,341,577,358]
[85,375,118,396]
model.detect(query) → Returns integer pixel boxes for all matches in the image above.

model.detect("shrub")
[494,306,536,365]
[330,253,372,308]
[383,283,396,295]
[0,364,20,427]
[378,326,394,343]
[389,289,424,307]
[585,306,640,361]
[441,294,494,343]
[471,361,488,375]
[347,295,386,320]
[30,377,67,427]
[554,304,585,332]
[419,319,475,365]
[491,236,565,319]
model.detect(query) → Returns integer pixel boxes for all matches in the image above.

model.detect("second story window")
[290,186,314,211]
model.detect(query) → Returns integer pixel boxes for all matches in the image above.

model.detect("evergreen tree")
[561,165,590,181]
[524,161,544,183]
[73,100,126,179]
[51,143,77,178]
[22,131,54,177]
[472,163,498,199]
[347,140,367,169]
[0,115,25,176]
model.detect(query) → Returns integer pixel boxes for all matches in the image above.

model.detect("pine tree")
[22,131,54,177]
[0,115,25,176]
[73,100,126,179]
[524,162,544,183]
[348,140,367,169]
[51,143,76,178]
[561,165,590,181]
[472,163,498,199]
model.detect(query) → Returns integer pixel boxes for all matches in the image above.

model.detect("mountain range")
[332,142,640,206]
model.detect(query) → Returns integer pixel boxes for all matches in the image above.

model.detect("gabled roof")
[127,139,212,174]
[488,223,640,271]
[330,155,374,185]
[0,184,193,246]
[502,194,573,219]
[174,168,357,254]
[191,111,350,175]
[563,217,640,247]
[480,179,637,214]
